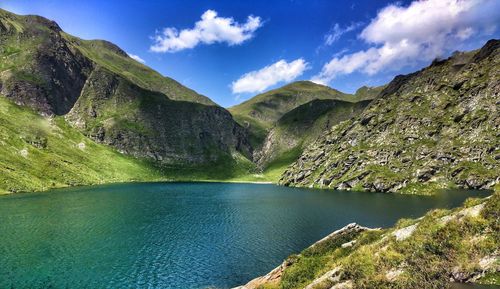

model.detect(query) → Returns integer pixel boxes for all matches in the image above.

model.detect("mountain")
[229,81,360,147]
[0,9,251,165]
[254,99,371,179]
[353,85,386,101]
[236,189,500,289]
[280,40,500,193]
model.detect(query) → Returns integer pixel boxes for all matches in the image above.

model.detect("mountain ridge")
[229,80,382,149]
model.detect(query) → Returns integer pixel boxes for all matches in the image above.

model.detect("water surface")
[0,183,491,288]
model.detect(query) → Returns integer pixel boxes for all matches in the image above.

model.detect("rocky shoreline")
[233,195,500,288]
[233,223,378,289]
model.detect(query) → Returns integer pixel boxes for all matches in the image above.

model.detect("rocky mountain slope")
[0,9,251,165]
[255,99,370,170]
[236,189,500,289]
[280,40,500,193]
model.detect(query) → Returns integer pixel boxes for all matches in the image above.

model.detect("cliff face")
[66,67,251,163]
[0,11,92,115]
[0,9,251,164]
[280,40,500,193]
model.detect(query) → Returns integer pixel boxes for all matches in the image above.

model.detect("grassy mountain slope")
[239,189,500,289]
[0,8,252,165]
[280,40,500,194]
[0,95,261,194]
[63,34,216,106]
[0,8,214,106]
[65,66,252,164]
[0,96,163,194]
[255,99,371,179]
[229,81,358,147]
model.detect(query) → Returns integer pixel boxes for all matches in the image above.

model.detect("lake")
[0,182,492,288]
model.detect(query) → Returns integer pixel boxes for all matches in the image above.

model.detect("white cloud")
[324,22,362,45]
[313,0,500,84]
[127,53,146,63]
[231,59,309,94]
[150,10,262,53]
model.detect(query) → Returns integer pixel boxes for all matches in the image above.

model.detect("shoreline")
[233,193,499,289]
[0,178,276,196]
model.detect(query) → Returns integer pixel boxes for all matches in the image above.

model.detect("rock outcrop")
[234,192,500,289]
[280,40,500,193]
[233,223,374,289]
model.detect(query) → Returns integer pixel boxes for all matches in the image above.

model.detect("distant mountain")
[353,85,386,101]
[229,81,382,180]
[280,40,500,193]
[229,81,364,147]
[0,9,251,166]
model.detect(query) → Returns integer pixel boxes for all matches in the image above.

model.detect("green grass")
[62,33,216,106]
[0,96,166,194]
[254,191,500,289]
[261,146,304,181]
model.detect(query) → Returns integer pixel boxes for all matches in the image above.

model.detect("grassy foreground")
[250,187,500,289]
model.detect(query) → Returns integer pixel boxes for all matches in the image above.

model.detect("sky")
[1,0,499,107]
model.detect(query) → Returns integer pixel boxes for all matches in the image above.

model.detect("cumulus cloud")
[313,0,500,84]
[128,53,146,63]
[324,22,362,45]
[231,59,309,94]
[150,10,262,53]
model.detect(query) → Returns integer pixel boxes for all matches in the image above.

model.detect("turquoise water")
[0,183,491,288]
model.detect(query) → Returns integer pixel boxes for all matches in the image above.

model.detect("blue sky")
[1,0,499,107]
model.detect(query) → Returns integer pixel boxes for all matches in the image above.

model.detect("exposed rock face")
[0,11,92,115]
[280,40,500,193]
[66,67,251,163]
[0,9,251,164]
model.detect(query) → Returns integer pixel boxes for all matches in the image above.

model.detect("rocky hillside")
[236,190,500,289]
[280,40,500,193]
[229,81,364,147]
[255,99,370,170]
[0,9,251,164]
